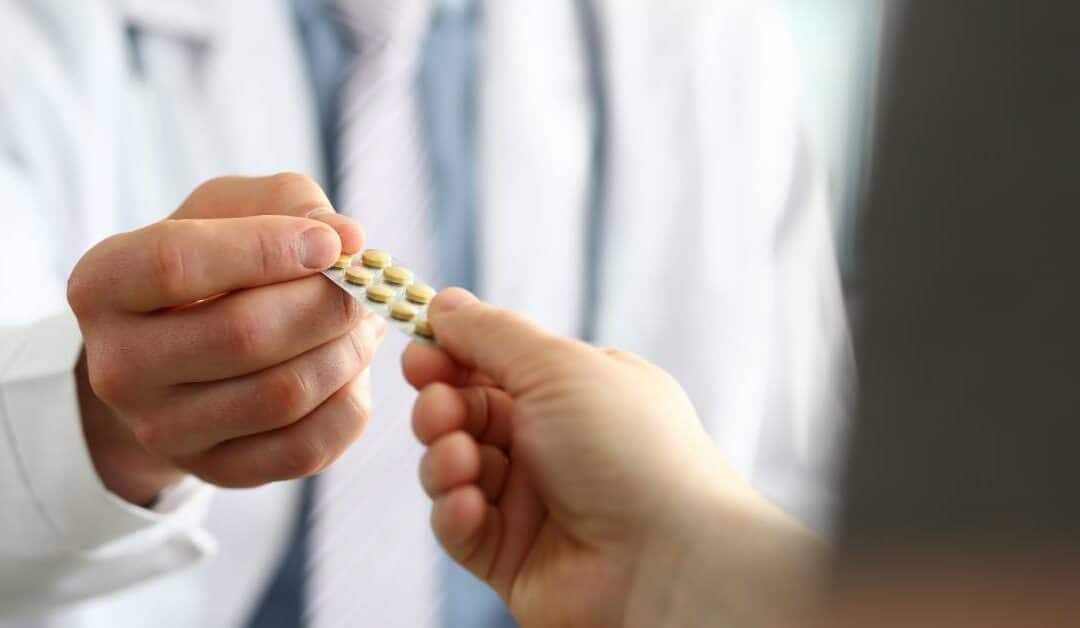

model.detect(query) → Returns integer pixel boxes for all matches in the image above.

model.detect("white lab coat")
[0,0,850,626]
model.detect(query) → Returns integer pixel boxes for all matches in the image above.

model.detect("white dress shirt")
[0,1,318,625]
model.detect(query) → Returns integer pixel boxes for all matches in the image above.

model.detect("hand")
[403,289,824,627]
[70,173,384,505]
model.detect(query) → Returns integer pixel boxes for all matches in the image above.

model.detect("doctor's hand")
[402,290,824,628]
[69,174,384,506]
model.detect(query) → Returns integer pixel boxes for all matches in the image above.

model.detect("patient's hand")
[402,289,822,628]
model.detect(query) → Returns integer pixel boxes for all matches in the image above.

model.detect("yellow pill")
[361,249,392,269]
[414,319,435,339]
[382,265,413,286]
[332,254,352,269]
[390,302,417,322]
[345,267,374,286]
[405,282,435,305]
[365,284,394,303]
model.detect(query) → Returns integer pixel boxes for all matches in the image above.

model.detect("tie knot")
[333,0,432,50]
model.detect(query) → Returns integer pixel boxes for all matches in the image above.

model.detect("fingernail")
[429,287,478,315]
[306,207,336,219]
[300,226,341,269]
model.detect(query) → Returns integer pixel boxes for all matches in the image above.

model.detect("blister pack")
[321,249,437,344]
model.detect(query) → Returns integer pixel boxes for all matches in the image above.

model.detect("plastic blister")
[321,250,437,344]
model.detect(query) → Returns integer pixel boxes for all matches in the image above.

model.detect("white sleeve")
[0,310,217,617]
[0,8,216,612]
[749,131,854,535]
[740,7,854,534]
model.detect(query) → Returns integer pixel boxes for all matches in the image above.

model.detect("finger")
[400,341,496,390]
[488,463,546,596]
[132,275,366,384]
[174,173,364,252]
[412,383,513,450]
[78,215,341,313]
[418,431,510,502]
[306,208,365,255]
[431,485,504,590]
[477,445,510,503]
[425,288,579,395]
[419,431,480,498]
[135,319,379,457]
[187,372,372,487]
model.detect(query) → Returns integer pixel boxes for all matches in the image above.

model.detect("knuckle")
[343,385,371,436]
[600,347,627,360]
[66,274,92,318]
[253,223,294,277]
[339,289,364,330]
[418,451,435,493]
[66,277,96,319]
[66,255,101,318]
[345,324,373,373]
[151,223,190,303]
[189,462,250,489]
[187,176,233,205]
[279,433,325,478]
[67,235,125,318]
[129,414,168,454]
[222,308,267,356]
[86,353,129,406]
[268,171,318,194]
[599,347,644,365]
[267,172,326,213]
[264,366,309,418]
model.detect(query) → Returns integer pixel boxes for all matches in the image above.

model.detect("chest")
[80,0,323,244]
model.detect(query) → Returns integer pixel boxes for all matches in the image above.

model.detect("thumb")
[173,173,364,253]
[428,288,568,393]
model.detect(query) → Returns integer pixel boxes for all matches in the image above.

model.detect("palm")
[484,458,636,628]
[403,306,711,627]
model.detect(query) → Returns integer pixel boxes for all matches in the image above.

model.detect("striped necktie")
[332,0,437,276]
[255,1,490,627]
[308,2,443,627]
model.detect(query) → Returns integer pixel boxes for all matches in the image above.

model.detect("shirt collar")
[120,0,219,44]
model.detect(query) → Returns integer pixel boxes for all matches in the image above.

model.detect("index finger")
[174,173,364,253]
[410,288,575,395]
[80,215,343,312]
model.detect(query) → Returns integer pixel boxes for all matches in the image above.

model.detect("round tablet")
[405,282,435,305]
[390,302,417,322]
[345,267,374,286]
[361,249,392,269]
[365,284,394,303]
[382,265,413,286]
[414,319,435,339]
[332,254,353,269]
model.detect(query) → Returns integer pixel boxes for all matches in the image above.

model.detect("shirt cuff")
[0,309,214,554]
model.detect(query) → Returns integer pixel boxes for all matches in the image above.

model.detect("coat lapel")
[476,0,592,336]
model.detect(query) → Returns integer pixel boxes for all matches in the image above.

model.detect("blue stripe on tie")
[246,477,317,628]
[420,0,479,291]
[246,4,352,626]
[420,2,517,627]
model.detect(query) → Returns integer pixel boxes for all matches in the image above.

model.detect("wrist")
[76,352,186,506]
[631,474,828,628]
